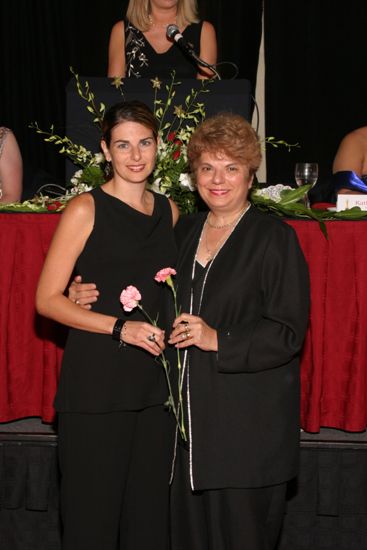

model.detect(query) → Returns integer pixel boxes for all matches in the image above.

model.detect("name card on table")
[336,194,367,211]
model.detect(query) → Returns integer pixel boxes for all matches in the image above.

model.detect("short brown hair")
[187,113,262,175]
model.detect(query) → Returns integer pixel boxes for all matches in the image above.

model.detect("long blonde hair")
[126,0,199,32]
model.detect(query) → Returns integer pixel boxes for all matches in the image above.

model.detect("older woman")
[108,0,217,79]
[168,113,310,550]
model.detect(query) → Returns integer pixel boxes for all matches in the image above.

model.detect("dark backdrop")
[0,0,261,199]
[264,0,367,187]
[2,1,366,198]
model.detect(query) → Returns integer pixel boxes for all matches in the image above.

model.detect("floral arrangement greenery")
[0,69,209,214]
[250,184,367,237]
[147,74,207,213]
[2,67,367,226]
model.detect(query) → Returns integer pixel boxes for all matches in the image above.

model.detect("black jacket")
[173,205,310,491]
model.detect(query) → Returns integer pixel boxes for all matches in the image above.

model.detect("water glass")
[295,163,318,208]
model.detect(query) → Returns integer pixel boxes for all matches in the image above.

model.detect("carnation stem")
[138,304,186,440]
[169,285,187,441]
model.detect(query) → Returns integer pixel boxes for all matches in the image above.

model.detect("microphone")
[166,24,221,79]
[166,24,197,59]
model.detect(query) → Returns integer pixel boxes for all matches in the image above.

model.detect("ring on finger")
[181,332,187,340]
[147,333,156,342]
[185,330,191,339]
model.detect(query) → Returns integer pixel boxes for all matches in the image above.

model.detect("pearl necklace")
[202,203,252,262]
[204,223,232,262]
[206,206,250,229]
[148,15,177,29]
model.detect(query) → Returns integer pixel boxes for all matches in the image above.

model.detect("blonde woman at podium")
[108,0,217,79]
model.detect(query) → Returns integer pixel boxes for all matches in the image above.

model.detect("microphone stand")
[191,53,221,80]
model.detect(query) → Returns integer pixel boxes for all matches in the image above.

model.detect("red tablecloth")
[1,213,367,431]
[287,220,367,432]
[0,213,64,423]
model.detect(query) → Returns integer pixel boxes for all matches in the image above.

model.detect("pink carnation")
[120,285,142,312]
[154,267,177,283]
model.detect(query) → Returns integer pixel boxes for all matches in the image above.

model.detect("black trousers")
[170,444,287,550]
[58,405,173,550]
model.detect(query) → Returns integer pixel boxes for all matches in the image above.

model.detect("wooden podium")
[65,77,252,178]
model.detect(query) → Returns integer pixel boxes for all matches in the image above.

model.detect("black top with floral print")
[124,20,202,79]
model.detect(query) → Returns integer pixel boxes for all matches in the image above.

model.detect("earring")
[104,161,113,178]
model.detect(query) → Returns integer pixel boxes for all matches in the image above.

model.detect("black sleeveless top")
[125,20,202,78]
[54,187,177,413]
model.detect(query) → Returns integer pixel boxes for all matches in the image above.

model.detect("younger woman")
[36,100,178,550]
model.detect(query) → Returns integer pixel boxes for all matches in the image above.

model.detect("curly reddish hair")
[187,113,262,175]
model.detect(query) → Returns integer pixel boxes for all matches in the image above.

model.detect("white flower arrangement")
[5,68,364,227]
[0,70,207,214]
[179,172,195,191]
[147,75,207,213]
[253,184,293,203]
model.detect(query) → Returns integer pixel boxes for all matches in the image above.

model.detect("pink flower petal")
[120,285,142,312]
[154,267,177,283]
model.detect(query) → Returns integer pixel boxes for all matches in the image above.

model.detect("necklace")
[204,224,231,262]
[206,205,250,229]
[202,203,251,262]
[148,15,177,29]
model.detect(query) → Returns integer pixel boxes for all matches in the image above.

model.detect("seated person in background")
[0,127,23,204]
[332,126,367,194]
[108,0,217,79]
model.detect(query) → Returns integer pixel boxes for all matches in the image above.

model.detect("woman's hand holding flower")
[121,321,165,356]
[169,313,218,352]
[119,285,165,356]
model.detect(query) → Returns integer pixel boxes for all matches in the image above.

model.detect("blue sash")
[332,171,367,194]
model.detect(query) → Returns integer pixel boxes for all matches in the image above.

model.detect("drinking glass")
[295,163,318,208]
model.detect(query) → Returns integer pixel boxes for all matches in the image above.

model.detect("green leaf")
[334,207,367,219]
[318,221,328,239]
[278,185,312,205]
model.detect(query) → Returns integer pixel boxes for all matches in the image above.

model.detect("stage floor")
[1,418,367,448]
